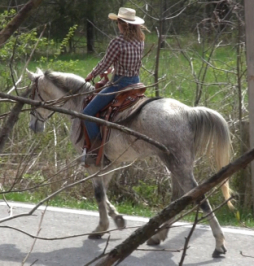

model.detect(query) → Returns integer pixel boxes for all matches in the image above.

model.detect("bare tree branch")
[0,0,44,46]
[0,91,171,155]
[21,206,47,265]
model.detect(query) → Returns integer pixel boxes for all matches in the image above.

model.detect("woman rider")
[83,7,148,164]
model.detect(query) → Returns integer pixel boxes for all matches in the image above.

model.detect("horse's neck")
[64,96,83,113]
[60,83,90,119]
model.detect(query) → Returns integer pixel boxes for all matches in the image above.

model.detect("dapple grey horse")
[26,68,232,257]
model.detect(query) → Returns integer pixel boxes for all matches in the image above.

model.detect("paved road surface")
[0,202,253,266]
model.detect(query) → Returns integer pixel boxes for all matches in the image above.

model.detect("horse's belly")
[105,130,152,162]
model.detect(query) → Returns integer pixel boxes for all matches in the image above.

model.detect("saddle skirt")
[81,83,148,165]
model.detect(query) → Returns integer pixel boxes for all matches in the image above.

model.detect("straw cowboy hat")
[108,7,144,25]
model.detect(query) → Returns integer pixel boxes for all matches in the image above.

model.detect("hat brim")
[108,13,144,25]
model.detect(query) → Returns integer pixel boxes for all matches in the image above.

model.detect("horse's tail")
[189,107,234,209]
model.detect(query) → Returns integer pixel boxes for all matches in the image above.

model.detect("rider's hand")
[85,73,93,82]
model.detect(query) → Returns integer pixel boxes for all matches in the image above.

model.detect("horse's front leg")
[101,170,126,230]
[88,177,109,239]
[106,197,126,229]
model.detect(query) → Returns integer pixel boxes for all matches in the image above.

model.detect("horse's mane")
[44,70,88,94]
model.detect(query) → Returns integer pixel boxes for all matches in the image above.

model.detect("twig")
[87,19,111,40]
[84,234,112,266]
[30,259,38,266]
[240,251,254,259]
[21,206,47,265]
[197,196,236,223]
[137,247,183,252]
[0,224,141,241]
[84,253,109,266]
[178,205,200,266]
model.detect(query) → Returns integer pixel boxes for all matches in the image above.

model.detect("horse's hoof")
[114,215,126,229]
[88,233,103,240]
[212,245,227,258]
[147,238,160,246]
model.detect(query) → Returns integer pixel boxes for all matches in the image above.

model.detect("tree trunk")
[244,0,254,210]
[86,1,95,53]
[86,20,94,53]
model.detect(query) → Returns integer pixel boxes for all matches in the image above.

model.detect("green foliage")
[0,10,55,87]
[59,24,78,54]
[23,171,44,183]
[132,181,158,206]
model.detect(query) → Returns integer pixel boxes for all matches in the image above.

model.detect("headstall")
[30,77,55,122]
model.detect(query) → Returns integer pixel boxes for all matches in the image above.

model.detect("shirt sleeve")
[91,38,120,77]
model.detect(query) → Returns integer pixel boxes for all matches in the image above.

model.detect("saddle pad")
[112,96,152,123]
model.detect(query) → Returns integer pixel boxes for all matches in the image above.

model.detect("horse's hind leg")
[147,162,226,257]
[200,199,226,258]
[88,177,109,239]
[147,175,183,245]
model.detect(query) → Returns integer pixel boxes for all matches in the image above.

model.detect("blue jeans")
[83,75,140,141]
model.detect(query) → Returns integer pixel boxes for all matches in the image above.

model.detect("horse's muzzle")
[29,117,45,133]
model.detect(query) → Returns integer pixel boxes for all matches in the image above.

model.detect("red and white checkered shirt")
[91,35,144,77]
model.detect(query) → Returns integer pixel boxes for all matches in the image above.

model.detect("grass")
[3,192,254,228]
[2,192,154,217]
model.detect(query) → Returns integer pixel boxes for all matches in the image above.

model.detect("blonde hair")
[118,19,149,41]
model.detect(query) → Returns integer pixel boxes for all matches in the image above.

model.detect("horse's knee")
[94,183,105,203]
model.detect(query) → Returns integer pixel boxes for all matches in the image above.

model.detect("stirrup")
[80,148,87,163]
[85,154,111,166]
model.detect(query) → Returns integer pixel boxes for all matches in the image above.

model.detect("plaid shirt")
[91,35,144,77]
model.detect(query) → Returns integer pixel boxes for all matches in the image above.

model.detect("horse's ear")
[36,67,44,75]
[26,68,41,81]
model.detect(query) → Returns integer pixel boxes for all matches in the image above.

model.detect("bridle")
[30,77,55,123]
[29,74,88,123]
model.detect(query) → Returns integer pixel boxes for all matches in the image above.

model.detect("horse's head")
[26,68,91,134]
[26,68,55,133]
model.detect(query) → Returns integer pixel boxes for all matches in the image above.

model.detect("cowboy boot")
[85,139,102,165]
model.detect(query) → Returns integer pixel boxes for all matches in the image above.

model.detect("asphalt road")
[0,202,253,266]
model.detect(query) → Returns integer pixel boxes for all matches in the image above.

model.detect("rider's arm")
[90,38,120,78]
